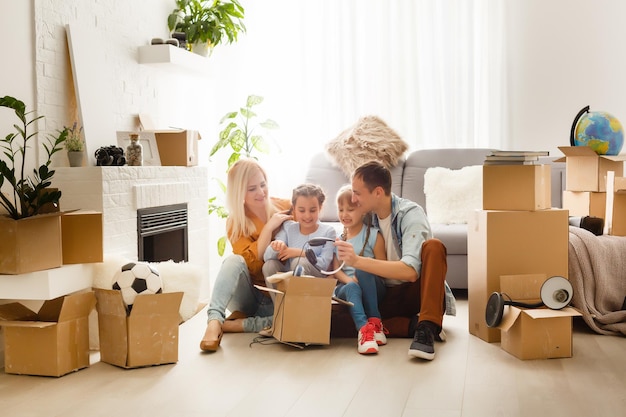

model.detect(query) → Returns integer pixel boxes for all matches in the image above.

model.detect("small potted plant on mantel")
[64,122,85,167]
[0,95,68,274]
[167,0,246,57]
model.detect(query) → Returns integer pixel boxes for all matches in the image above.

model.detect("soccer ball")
[112,262,162,312]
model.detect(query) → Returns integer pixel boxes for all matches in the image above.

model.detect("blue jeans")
[334,270,386,329]
[206,254,274,332]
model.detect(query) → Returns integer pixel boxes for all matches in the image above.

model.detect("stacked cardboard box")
[558,146,626,234]
[468,159,577,359]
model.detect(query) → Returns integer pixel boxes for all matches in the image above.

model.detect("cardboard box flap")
[285,276,336,297]
[556,146,626,162]
[95,289,129,317]
[523,307,582,319]
[498,306,523,331]
[56,292,96,322]
[500,273,547,303]
[37,296,66,322]
[0,320,57,328]
[131,292,183,316]
[0,302,38,321]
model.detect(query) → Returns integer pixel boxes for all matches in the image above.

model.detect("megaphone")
[485,276,573,328]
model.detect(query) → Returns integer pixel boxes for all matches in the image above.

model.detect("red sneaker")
[358,322,379,354]
[368,317,388,346]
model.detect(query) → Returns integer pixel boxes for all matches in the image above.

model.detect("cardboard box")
[483,164,551,211]
[609,176,626,236]
[562,191,606,218]
[467,209,569,343]
[0,291,96,376]
[497,274,581,360]
[61,210,103,264]
[264,275,337,345]
[95,289,183,368]
[153,129,200,166]
[556,146,626,192]
[0,213,62,274]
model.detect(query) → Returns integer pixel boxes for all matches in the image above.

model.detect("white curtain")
[209,0,506,193]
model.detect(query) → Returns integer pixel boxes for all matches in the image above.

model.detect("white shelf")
[0,264,93,301]
[138,44,209,76]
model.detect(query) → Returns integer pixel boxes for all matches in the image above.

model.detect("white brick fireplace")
[53,166,210,294]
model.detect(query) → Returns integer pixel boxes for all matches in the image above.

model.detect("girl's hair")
[335,184,370,255]
[336,184,356,209]
[291,183,326,207]
[226,158,277,241]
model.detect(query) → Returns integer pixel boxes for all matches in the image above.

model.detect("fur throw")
[326,115,408,177]
[92,254,203,322]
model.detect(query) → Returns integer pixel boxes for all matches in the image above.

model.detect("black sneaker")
[409,316,446,342]
[408,321,436,360]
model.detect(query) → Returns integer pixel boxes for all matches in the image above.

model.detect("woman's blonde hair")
[226,158,276,241]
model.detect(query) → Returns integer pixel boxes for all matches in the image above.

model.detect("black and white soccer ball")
[112,262,162,311]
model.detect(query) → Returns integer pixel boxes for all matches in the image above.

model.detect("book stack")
[484,150,550,165]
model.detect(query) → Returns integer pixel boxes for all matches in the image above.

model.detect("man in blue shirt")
[335,161,450,360]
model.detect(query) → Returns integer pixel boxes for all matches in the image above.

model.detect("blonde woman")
[200,159,291,352]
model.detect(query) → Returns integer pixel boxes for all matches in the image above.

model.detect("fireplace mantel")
[53,166,209,266]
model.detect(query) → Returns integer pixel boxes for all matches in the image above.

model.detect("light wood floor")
[1,292,625,417]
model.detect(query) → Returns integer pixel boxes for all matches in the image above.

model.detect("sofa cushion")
[430,223,469,255]
[424,165,482,224]
[325,115,408,177]
[304,152,404,222]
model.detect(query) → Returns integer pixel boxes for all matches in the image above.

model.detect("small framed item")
[116,131,161,166]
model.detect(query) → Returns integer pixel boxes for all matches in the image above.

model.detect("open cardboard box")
[0,291,96,377]
[556,146,626,192]
[256,273,337,346]
[496,274,581,360]
[0,212,63,274]
[95,289,183,368]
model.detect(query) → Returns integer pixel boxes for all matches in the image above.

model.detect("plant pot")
[191,42,212,57]
[68,151,85,167]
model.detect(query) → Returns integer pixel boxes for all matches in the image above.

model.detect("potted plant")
[209,94,279,255]
[64,122,85,167]
[0,95,68,274]
[167,0,246,57]
[0,96,68,219]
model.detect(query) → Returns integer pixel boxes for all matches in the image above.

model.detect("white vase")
[191,42,212,57]
[68,151,84,167]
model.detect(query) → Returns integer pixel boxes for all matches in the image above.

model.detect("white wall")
[505,0,626,157]
[0,0,36,205]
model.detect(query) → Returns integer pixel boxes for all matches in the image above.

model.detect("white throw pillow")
[423,165,483,224]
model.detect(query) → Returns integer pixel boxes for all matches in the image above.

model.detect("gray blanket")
[568,226,626,336]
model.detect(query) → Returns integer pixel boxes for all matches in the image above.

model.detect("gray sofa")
[304,148,565,289]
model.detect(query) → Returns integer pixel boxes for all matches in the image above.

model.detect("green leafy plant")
[167,0,246,54]
[0,96,68,220]
[64,122,84,152]
[209,94,279,255]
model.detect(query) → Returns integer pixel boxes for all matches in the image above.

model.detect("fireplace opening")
[137,203,188,263]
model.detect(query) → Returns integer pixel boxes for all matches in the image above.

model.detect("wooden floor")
[1,292,625,417]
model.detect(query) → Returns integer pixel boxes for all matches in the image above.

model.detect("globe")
[570,106,624,155]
